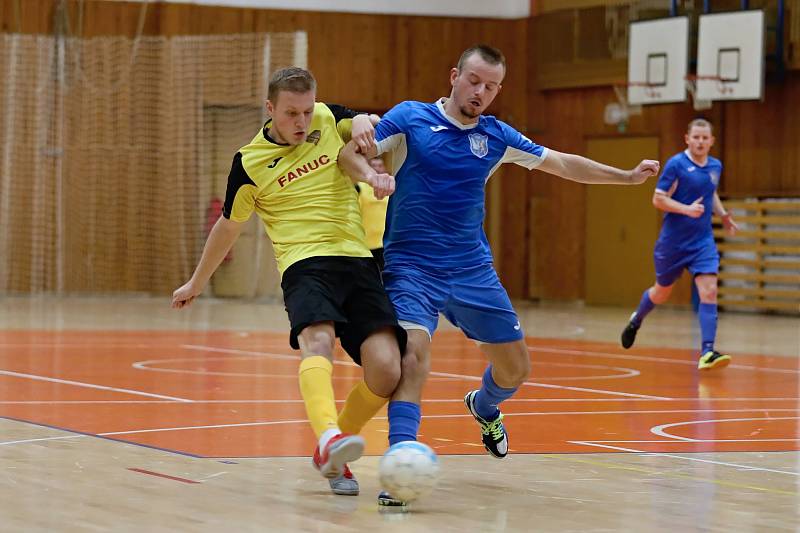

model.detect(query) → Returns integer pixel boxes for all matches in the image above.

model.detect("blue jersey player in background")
[339,44,659,504]
[621,118,739,370]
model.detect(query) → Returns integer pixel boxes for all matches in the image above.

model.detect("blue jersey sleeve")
[499,121,548,169]
[655,158,680,194]
[375,101,413,156]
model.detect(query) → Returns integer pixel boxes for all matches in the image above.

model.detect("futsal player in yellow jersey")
[172,67,406,497]
[355,156,390,270]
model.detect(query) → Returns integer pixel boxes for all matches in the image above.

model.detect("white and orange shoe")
[311,433,365,479]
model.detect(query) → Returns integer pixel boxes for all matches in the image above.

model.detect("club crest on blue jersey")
[709,170,720,186]
[468,133,489,158]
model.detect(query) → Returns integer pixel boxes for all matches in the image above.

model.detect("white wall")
[110,0,530,19]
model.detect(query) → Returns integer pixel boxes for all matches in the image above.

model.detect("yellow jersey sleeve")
[222,152,257,223]
[336,118,353,142]
[326,103,361,143]
[357,181,388,250]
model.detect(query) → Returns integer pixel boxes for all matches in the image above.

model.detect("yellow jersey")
[222,103,371,274]
[356,182,388,250]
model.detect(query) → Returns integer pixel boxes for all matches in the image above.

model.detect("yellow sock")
[298,356,339,438]
[338,380,390,435]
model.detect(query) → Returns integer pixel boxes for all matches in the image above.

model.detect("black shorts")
[370,247,385,272]
[281,256,407,365]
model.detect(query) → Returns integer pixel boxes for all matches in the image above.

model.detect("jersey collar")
[683,149,709,167]
[435,98,479,130]
[262,120,290,146]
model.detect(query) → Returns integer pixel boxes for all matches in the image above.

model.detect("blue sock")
[631,289,656,326]
[387,401,420,446]
[698,302,717,354]
[473,366,517,421]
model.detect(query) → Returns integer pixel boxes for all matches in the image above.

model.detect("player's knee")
[300,328,336,356]
[650,287,671,304]
[360,330,402,396]
[401,346,430,386]
[498,352,530,387]
[698,285,718,302]
[513,355,532,385]
[366,352,401,397]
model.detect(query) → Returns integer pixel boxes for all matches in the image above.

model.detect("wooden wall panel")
[722,74,800,197]
[2,0,797,301]
[525,86,714,304]
[520,76,799,303]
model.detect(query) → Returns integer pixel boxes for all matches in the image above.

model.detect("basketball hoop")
[686,75,735,110]
[627,81,662,100]
[685,75,713,111]
[605,83,644,129]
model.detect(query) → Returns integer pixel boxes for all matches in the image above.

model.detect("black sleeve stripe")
[222,152,256,219]
[325,103,361,123]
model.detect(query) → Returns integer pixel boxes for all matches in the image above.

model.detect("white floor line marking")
[521,361,641,381]
[181,345,301,361]
[0,435,86,446]
[528,346,800,375]
[430,371,671,400]
[0,369,193,402]
[651,416,800,442]
[181,344,671,400]
[569,440,800,476]
[577,439,800,443]
[134,356,361,380]
[100,419,310,436]
[3,410,797,454]
[517,380,671,400]
[0,419,310,446]
[139,357,641,382]
[0,397,797,405]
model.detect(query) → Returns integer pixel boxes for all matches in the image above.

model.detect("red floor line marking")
[127,467,201,484]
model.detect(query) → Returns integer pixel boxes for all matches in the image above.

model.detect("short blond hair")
[268,67,316,102]
[688,118,713,134]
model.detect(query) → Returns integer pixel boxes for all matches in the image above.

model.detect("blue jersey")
[655,151,722,251]
[374,99,548,269]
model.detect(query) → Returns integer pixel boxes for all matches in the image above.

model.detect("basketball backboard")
[696,10,765,101]
[627,17,689,105]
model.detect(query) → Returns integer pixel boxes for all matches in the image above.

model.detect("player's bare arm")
[338,141,395,199]
[538,149,660,185]
[171,216,245,309]
[713,191,739,235]
[350,114,380,154]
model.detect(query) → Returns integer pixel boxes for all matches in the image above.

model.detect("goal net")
[0,30,307,298]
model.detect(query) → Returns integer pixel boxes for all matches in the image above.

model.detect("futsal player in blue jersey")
[339,44,659,503]
[621,118,739,370]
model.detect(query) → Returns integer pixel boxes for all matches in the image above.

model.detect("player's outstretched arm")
[537,150,660,185]
[171,217,244,309]
[338,141,395,199]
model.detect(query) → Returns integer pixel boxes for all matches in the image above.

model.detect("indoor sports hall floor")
[1,296,798,531]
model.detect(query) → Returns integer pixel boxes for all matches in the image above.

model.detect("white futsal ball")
[378,441,440,502]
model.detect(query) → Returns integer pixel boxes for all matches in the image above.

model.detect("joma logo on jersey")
[277,155,331,187]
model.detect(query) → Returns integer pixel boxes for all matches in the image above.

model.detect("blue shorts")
[654,243,719,287]
[382,263,523,344]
